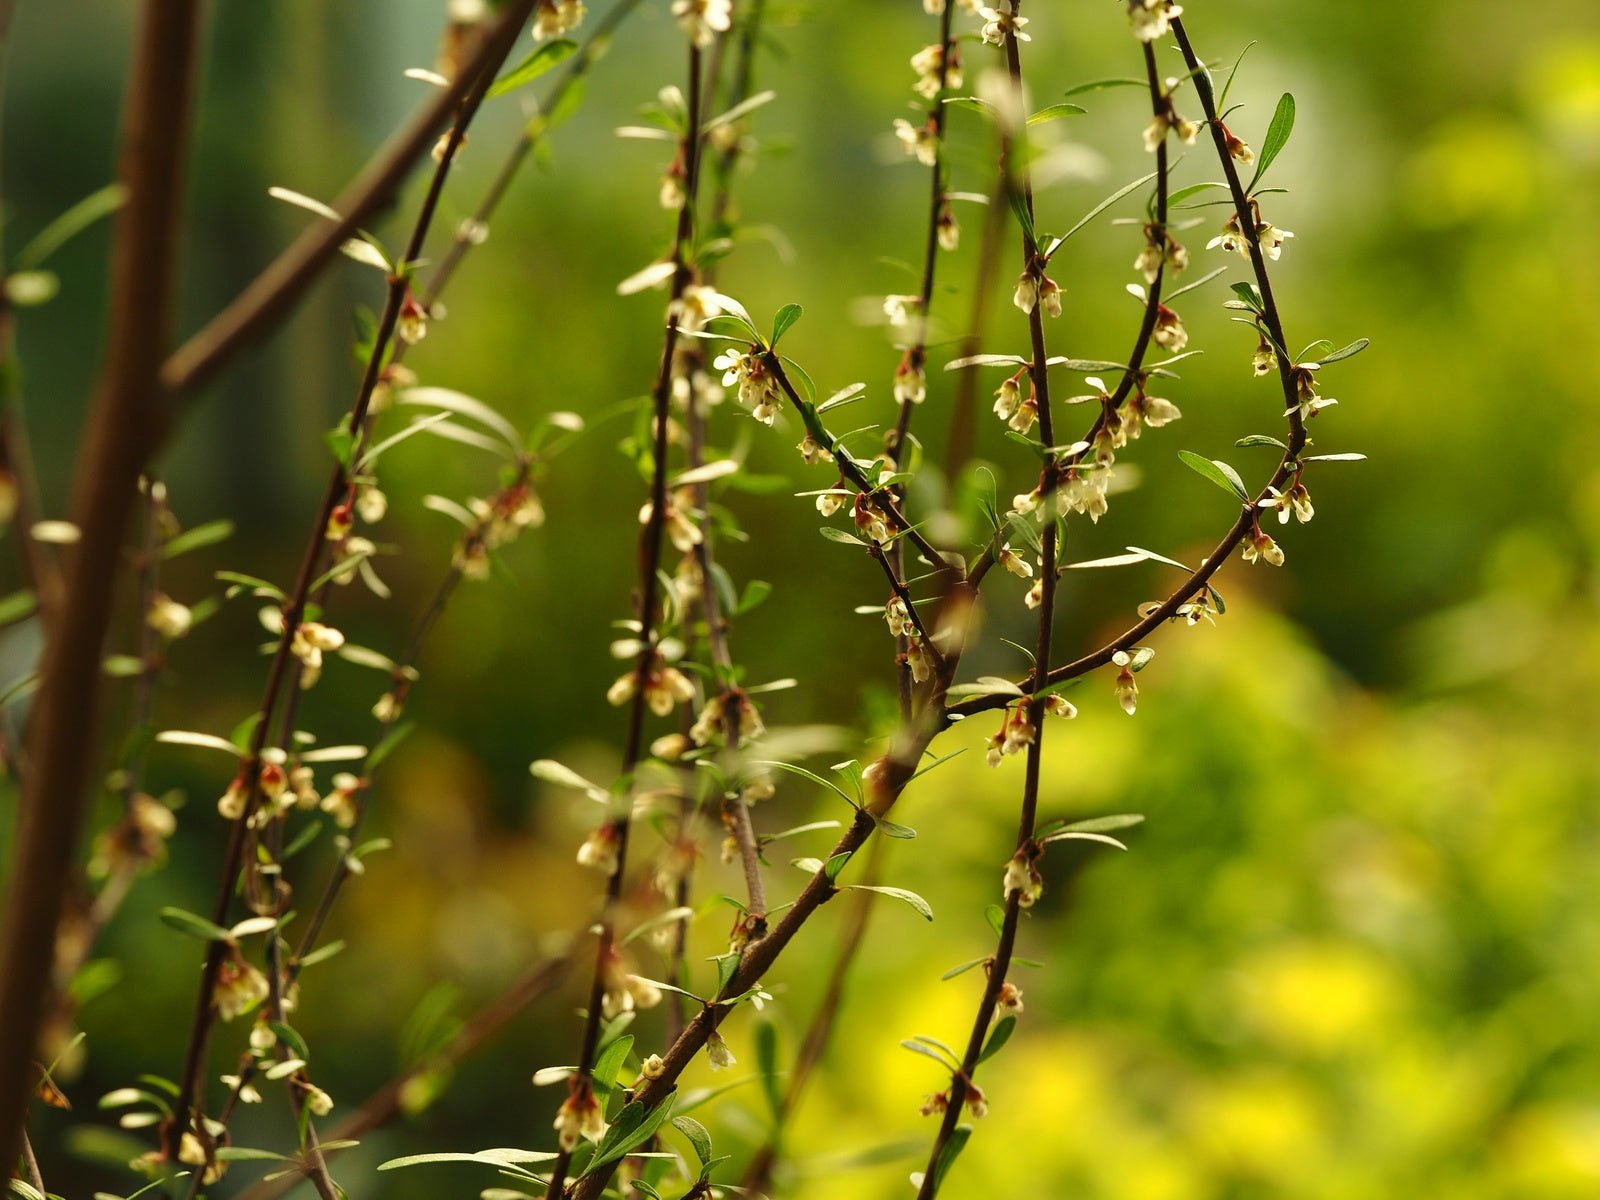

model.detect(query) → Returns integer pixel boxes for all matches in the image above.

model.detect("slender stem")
[916,14,1057,1191]
[545,38,708,1200]
[19,1127,43,1196]
[164,18,526,1156]
[737,834,886,1195]
[0,0,203,1174]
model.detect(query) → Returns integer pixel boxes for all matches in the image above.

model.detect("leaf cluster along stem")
[946,19,1311,723]
[546,36,709,1200]
[164,16,526,1160]
[570,552,979,1200]
[199,464,535,1157]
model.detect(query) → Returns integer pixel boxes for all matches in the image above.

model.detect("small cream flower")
[147,593,193,640]
[999,545,1033,578]
[671,0,731,47]
[978,5,1029,46]
[1128,0,1183,42]
[1242,529,1286,566]
[1112,650,1139,715]
[577,824,620,875]
[214,956,270,1022]
[1002,850,1043,906]
[532,0,586,40]
[706,1032,737,1071]
[893,118,939,167]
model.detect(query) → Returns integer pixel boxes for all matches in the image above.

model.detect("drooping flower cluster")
[1143,83,1200,152]
[670,0,732,47]
[893,117,939,167]
[552,1078,607,1152]
[1210,207,1294,261]
[977,4,1029,46]
[713,347,782,424]
[1002,847,1043,907]
[690,688,766,748]
[606,646,695,716]
[910,42,962,100]
[531,0,586,41]
[1134,224,1188,283]
[1127,0,1182,42]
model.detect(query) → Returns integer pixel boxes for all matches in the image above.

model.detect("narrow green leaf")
[978,1015,1016,1064]
[1049,171,1159,253]
[670,1116,713,1169]
[1177,450,1250,502]
[770,303,802,347]
[592,1034,635,1094]
[930,1125,972,1194]
[16,183,128,269]
[1235,433,1287,449]
[158,907,232,942]
[161,519,235,561]
[848,885,933,921]
[1247,93,1296,192]
[488,40,578,98]
[1317,337,1370,365]
[1027,102,1086,125]
[1063,78,1143,96]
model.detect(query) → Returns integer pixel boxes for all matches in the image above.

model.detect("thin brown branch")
[546,37,709,1200]
[165,13,529,1157]
[916,14,1059,1191]
[738,834,887,1196]
[0,0,203,1174]
[946,18,1312,722]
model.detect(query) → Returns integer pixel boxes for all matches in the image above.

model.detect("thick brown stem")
[0,0,203,1174]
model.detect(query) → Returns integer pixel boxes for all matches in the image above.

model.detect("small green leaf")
[1317,337,1370,365]
[874,817,917,840]
[819,526,865,547]
[489,40,578,98]
[1235,434,1287,449]
[1063,78,1144,96]
[1027,102,1086,125]
[978,1015,1016,1064]
[1177,450,1250,502]
[755,1022,782,1121]
[848,885,933,921]
[592,1034,635,1095]
[161,519,235,561]
[16,182,127,270]
[0,590,38,626]
[582,1095,677,1176]
[1247,93,1296,193]
[770,303,802,347]
[983,905,1006,938]
[930,1125,972,1194]
[941,958,988,981]
[754,759,857,809]
[823,851,854,882]
[670,1116,713,1169]
[158,907,233,942]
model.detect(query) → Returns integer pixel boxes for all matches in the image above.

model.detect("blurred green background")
[5,0,1600,1197]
